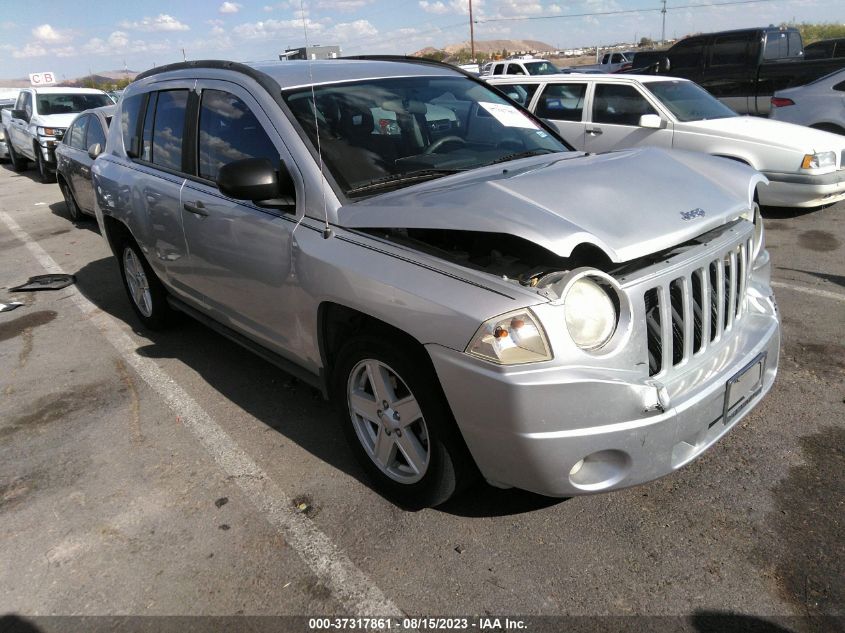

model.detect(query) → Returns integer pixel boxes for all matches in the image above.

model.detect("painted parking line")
[771,280,845,303]
[0,210,402,617]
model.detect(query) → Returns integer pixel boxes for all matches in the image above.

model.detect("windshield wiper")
[347,169,464,196]
[483,148,557,167]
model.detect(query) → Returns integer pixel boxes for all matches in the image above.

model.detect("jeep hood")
[338,147,766,264]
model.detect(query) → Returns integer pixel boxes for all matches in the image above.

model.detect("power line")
[475,0,797,24]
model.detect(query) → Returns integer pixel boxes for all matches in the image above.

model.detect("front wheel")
[117,239,171,330]
[59,181,81,222]
[333,336,476,508]
[35,149,56,183]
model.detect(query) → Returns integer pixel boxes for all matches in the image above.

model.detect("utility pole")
[182,48,187,61]
[469,0,475,63]
[661,0,667,44]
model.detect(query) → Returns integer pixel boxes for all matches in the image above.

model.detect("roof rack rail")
[133,59,272,84]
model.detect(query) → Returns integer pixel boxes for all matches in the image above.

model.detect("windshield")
[645,80,737,122]
[36,93,112,115]
[283,76,570,197]
[524,61,560,75]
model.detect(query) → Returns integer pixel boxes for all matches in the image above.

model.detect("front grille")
[644,235,753,377]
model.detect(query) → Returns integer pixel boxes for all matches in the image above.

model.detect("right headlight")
[562,276,618,350]
[536,269,620,351]
[800,151,836,170]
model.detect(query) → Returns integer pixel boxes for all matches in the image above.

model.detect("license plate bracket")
[723,352,766,425]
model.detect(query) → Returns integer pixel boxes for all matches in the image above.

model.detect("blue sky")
[0,0,841,79]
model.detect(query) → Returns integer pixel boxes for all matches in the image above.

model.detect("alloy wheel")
[123,247,153,317]
[346,359,431,484]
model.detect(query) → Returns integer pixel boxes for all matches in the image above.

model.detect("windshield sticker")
[479,102,539,129]
[535,130,549,138]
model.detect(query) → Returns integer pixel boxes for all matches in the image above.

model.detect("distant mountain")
[0,70,138,88]
[413,39,557,56]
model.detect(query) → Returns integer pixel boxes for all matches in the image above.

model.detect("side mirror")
[658,56,671,72]
[11,109,28,121]
[216,158,295,209]
[639,114,664,129]
[88,143,103,160]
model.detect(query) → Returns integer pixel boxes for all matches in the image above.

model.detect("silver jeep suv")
[91,58,779,508]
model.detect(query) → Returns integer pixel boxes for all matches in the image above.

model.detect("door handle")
[587,128,603,135]
[183,200,208,217]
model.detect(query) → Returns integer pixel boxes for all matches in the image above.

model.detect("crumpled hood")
[688,116,845,153]
[339,147,766,263]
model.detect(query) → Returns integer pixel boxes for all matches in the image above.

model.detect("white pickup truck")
[1,87,112,182]
[573,50,636,73]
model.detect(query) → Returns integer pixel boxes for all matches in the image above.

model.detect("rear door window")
[671,37,705,70]
[197,89,279,182]
[493,64,504,75]
[150,90,188,172]
[536,83,587,121]
[507,64,526,75]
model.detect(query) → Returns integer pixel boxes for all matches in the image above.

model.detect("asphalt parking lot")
[0,162,842,632]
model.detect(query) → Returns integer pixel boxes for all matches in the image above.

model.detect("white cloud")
[120,14,190,32]
[232,18,325,39]
[315,0,374,10]
[12,42,47,58]
[32,23,73,43]
[219,2,242,13]
[108,31,130,47]
[328,19,377,41]
[419,1,450,14]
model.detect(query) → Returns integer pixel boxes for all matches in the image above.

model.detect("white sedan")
[769,69,845,136]
[488,74,845,208]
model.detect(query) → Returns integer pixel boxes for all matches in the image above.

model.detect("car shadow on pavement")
[48,201,101,235]
[760,205,822,220]
[691,611,808,633]
[0,614,43,633]
[0,161,53,186]
[777,267,845,290]
[72,255,561,514]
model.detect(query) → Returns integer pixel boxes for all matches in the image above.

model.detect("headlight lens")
[37,127,64,137]
[563,277,618,350]
[466,309,552,365]
[801,151,836,170]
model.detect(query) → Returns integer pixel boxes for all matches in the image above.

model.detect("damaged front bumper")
[427,277,779,498]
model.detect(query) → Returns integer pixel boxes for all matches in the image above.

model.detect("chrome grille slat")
[659,284,673,374]
[727,250,737,331]
[699,266,710,355]
[642,224,753,379]
[682,277,694,362]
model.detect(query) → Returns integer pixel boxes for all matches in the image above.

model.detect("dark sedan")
[55,105,115,222]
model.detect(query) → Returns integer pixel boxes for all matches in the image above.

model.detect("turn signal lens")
[467,309,552,365]
[801,151,836,170]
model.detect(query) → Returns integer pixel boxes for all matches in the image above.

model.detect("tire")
[333,335,476,508]
[59,181,82,222]
[6,136,28,172]
[116,237,171,330]
[35,148,56,183]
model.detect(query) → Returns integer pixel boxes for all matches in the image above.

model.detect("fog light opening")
[568,449,632,491]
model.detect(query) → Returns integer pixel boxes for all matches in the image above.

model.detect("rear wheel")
[7,136,28,172]
[333,336,476,508]
[117,237,171,330]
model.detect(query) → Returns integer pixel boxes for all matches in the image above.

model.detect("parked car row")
[488,72,845,208]
[1,86,112,182]
[7,57,780,509]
